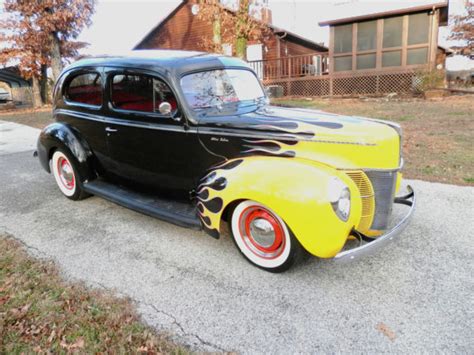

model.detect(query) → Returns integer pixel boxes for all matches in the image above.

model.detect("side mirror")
[158,102,172,115]
[264,87,272,98]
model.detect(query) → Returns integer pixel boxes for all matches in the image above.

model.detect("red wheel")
[57,155,75,191]
[230,200,304,272]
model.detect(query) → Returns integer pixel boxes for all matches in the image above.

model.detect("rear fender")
[37,122,95,181]
[196,157,363,258]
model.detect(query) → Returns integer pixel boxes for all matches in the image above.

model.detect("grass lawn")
[0,107,53,129]
[273,96,474,186]
[0,234,186,354]
[1,96,472,185]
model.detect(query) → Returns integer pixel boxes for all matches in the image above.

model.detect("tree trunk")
[40,64,50,104]
[235,36,247,59]
[31,76,43,108]
[50,32,63,82]
[212,12,222,53]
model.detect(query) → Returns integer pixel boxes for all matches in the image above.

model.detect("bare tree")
[0,0,96,107]
[196,0,271,59]
[448,1,473,57]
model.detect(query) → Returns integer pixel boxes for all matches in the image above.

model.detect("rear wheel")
[51,149,89,200]
[230,200,304,272]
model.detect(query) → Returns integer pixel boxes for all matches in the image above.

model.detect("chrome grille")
[345,171,375,232]
[365,171,397,230]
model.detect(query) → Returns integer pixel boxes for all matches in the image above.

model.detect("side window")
[110,73,177,113]
[65,72,102,106]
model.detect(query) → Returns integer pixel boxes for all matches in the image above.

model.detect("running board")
[83,179,202,230]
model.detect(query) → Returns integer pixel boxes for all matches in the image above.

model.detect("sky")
[1,0,472,70]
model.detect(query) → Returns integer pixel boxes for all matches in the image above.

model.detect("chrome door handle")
[105,127,118,132]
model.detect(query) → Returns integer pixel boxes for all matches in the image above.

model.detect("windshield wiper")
[195,97,268,117]
[235,96,268,110]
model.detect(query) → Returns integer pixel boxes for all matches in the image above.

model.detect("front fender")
[196,157,363,258]
[37,122,95,181]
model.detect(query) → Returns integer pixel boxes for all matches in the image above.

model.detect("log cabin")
[134,0,328,80]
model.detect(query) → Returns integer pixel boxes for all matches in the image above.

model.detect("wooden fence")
[261,69,421,97]
[248,53,328,80]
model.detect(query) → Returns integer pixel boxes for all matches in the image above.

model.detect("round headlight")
[327,177,351,221]
[327,177,347,202]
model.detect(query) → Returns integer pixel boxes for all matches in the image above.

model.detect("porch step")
[83,179,202,230]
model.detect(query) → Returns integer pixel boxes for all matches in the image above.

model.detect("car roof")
[63,50,251,78]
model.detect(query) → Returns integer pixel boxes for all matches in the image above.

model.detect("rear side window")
[111,73,177,113]
[65,72,102,106]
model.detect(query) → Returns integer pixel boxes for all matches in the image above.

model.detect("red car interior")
[67,76,177,113]
[67,85,102,106]
[112,84,177,113]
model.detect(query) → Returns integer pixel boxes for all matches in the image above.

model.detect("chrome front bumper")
[333,186,415,263]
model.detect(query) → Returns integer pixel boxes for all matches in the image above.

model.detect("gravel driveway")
[1,122,473,353]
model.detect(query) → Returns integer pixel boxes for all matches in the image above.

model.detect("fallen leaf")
[70,337,85,349]
[47,329,56,343]
[60,337,85,350]
[376,322,396,341]
[10,303,31,320]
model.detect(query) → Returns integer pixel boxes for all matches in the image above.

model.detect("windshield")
[180,69,265,110]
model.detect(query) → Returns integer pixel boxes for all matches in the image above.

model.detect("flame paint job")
[195,106,402,257]
[197,157,366,258]
[37,53,405,260]
[198,105,401,171]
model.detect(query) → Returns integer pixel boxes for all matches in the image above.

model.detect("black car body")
[37,50,415,272]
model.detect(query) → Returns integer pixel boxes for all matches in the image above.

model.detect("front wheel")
[230,200,305,272]
[51,149,89,201]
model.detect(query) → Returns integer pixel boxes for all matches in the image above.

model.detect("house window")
[382,50,402,67]
[65,72,102,106]
[357,20,377,51]
[334,24,352,53]
[334,56,352,72]
[357,53,376,70]
[408,13,430,45]
[331,10,433,73]
[383,16,403,48]
[407,47,428,65]
[111,73,177,113]
[222,43,233,56]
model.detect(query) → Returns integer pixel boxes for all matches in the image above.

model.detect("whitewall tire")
[230,200,304,272]
[51,149,88,200]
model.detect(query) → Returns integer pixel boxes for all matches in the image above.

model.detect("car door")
[103,68,200,191]
[56,68,110,173]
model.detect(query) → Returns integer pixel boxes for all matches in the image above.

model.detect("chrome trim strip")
[339,165,402,174]
[361,166,401,172]
[196,128,376,146]
[333,185,415,263]
[55,109,187,133]
[56,109,378,146]
[56,109,106,123]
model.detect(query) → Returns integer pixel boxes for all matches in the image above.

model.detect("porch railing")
[248,53,328,80]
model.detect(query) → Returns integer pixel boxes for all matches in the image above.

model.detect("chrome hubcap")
[249,218,276,248]
[61,163,74,183]
[238,205,286,259]
[57,157,74,189]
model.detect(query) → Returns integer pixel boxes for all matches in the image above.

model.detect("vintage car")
[36,50,415,272]
[0,88,11,103]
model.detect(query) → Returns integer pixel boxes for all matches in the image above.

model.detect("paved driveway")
[0,122,473,353]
